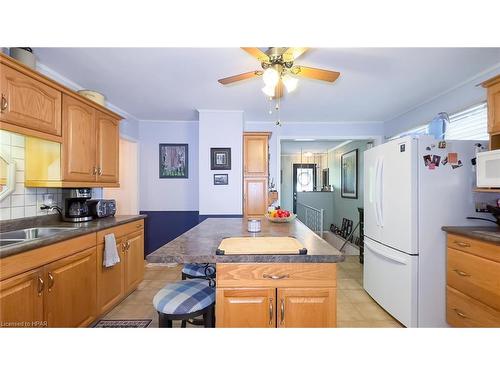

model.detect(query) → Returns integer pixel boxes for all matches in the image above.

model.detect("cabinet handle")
[48,272,54,292]
[263,274,290,280]
[136,224,142,228]
[98,167,103,176]
[121,242,126,253]
[269,298,273,326]
[0,94,7,112]
[453,269,470,277]
[37,276,44,296]
[454,309,468,319]
[280,298,285,325]
[92,166,98,175]
[454,241,470,248]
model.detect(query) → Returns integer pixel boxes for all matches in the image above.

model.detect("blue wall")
[140,211,243,256]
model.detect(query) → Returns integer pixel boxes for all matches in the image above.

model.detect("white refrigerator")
[363,135,489,327]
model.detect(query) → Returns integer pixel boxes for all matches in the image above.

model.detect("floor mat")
[93,319,152,328]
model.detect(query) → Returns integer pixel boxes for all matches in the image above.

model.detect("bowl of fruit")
[266,208,296,223]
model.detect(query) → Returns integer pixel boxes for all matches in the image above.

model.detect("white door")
[363,237,418,327]
[378,137,418,254]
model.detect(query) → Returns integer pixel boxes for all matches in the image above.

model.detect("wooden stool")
[153,279,215,328]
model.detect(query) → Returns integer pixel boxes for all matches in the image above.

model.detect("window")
[388,123,428,140]
[444,102,488,140]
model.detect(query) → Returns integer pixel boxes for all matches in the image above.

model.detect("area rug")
[93,319,152,328]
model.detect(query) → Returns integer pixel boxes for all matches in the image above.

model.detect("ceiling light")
[262,67,280,87]
[282,75,298,93]
[262,84,275,97]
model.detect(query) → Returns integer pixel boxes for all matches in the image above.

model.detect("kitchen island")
[146,218,344,328]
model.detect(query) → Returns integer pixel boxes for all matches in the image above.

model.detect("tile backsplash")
[0,130,103,221]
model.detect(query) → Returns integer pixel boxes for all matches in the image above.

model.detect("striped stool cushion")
[182,263,216,278]
[153,279,215,315]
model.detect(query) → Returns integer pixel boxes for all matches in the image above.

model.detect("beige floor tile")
[354,302,395,321]
[336,290,350,303]
[344,289,375,304]
[337,302,365,321]
[338,278,363,290]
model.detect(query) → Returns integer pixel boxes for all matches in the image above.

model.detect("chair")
[153,279,215,328]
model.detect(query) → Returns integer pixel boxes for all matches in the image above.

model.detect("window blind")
[444,102,488,140]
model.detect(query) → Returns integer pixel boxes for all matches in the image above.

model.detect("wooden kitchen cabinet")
[244,177,268,218]
[62,94,97,182]
[124,230,145,293]
[216,288,275,328]
[96,110,119,183]
[96,239,125,315]
[0,63,62,140]
[277,288,336,328]
[0,268,44,327]
[482,75,500,135]
[44,247,97,328]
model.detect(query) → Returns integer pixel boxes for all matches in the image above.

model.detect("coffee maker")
[62,188,93,222]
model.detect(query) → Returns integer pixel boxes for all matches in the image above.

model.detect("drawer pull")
[454,309,468,319]
[136,224,142,228]
[37,276,44,296]
[269,298,273,326]
[48,272,54,292]
[454,241,470,248]
[453,269,470,277]
[1,94,7,112]
[263,274,290,280]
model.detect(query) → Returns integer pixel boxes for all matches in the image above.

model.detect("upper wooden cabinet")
[482,75,500,134]
[244,177,268,218]
[1,64,62,139]
[96,110,119,183]
[62,94,97,182]
[244,133,269,176]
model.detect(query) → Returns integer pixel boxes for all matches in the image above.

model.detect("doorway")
[292,163,317,213]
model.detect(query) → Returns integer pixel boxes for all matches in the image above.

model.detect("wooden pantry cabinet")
[445,233,500,327]
[482,75,500,150]
[215,263,337,328]
[243,132,271,217]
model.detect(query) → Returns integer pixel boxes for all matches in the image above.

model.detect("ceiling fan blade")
[274,80,284,99]
[292,65,340,82]
[241,47,270,62]
[218,71,263,85]
[282,47,309,61]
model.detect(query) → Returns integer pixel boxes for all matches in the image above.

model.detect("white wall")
[384,65,500,138]
[198,110,243,215]
[139,121,199,211]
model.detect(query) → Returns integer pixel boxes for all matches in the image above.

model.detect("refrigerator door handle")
[374,157,382,227]
[378,157,384,227]
[365,241,408,265]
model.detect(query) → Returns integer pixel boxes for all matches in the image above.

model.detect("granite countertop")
[0,214,147,258]
[442,226,500,245]
[146,218,345,264]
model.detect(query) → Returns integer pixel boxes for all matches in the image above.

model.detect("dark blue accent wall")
[140,211,243,256]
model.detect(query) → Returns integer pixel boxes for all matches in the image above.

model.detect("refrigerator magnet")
[429,162,436,170]
[432,155,441,167]
[423,155,432,167]
[441,157,448,166]
[438,141,446,149]
[451,160,463,169]
[448,152,458,165]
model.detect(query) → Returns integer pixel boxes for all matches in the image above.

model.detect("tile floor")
[103,256,403,328]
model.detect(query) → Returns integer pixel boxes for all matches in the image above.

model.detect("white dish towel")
[103,233,120,268]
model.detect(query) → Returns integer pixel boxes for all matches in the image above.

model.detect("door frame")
[292,163,317,213]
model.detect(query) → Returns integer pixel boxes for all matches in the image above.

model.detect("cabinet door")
[488,82,500,134]
[244,177,268,217]
[44,247,97,327]
[0,268,44,327]
[62,94,96,182]
[277,288,336,328]
[244,135,268,176]
[124,231,145,294]
[96,240,124,315]
[96,110,119,183]
[0,64,62,136]
[216,288,275,328]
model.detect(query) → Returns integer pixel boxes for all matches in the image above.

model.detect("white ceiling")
[281,140,344,154]
[33,48,500,122]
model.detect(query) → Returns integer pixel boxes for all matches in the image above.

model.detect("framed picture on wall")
[341,149,358,199]
[210,148,231,170]
[159,143,188,178]
[213,174,228,185]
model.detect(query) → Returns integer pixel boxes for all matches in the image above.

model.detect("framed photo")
[213,174,228,185]
[341,149,358,199]
[159,143,188,178]
[211,148,231,170]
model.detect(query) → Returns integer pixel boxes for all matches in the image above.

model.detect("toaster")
[87,199,116,218]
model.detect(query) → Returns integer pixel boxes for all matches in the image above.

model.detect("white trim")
[247,120,384,126]
[197,109,244,114]
[139,120,199,125]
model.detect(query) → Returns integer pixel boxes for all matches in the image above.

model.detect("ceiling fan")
[217,47,340,98]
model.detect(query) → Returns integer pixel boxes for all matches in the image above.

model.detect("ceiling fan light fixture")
[282,75,298,93]
[262,67,280,87]
[261,84,275,97]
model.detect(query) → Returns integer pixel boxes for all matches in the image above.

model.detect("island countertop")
[146,218,345,264]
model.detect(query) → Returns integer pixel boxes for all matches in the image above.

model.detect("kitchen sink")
[0,227,77,244]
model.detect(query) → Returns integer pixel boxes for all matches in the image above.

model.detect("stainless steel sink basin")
[0,227,77,243]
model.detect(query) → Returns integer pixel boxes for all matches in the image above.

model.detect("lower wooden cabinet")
[216,263,337,328]
[0,268,44,327]
[216,288,275,328]
[44,247,97,328]
[277,288,336,328]
[96,240,125,315]
[124,231,145,293]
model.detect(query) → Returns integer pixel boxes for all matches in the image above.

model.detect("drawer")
[96,220,144,244]
[216,263,336,288]
[446,286,500,328]
[447,248,500,310]
[447,234,500,262]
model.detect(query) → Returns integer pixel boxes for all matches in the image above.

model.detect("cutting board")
[216,236,307,255]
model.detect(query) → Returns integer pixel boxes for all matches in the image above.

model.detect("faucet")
[40,204,63,216]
